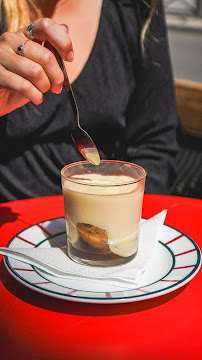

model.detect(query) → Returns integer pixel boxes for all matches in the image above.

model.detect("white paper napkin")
[0,210,167,289]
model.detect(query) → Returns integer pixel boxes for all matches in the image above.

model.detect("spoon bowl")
[71,125,101,165]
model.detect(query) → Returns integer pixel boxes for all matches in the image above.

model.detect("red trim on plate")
[67,290,78,295]
[37,224,52,237]
[13,268,35,271]
[137,288,149,294]
[16,235,36,246]
[160,279,179,282]
[105,292,112,298]
[174,265,196,269]
[34,281,51,285]
[175,249,196,257]
[165,234,183,245]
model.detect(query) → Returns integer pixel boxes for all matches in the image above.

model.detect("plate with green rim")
[3,217,201,304]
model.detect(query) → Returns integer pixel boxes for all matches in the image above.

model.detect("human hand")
[0,19,74,116]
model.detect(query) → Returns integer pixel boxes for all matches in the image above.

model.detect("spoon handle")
[53,47,79,126]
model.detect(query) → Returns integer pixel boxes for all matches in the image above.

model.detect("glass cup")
[61,160,146,267]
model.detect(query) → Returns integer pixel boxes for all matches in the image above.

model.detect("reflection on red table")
[0,195,201,360]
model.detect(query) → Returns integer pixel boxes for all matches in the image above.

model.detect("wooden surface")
[175,78,202,138]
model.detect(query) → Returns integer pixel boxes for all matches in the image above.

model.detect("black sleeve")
[125,0,179,194]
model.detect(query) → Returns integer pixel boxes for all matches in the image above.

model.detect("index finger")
[20,19,74,61]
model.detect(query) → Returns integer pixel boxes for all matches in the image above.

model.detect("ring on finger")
[27,22,35,40]
[17,39,30,56]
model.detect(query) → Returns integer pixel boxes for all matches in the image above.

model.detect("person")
[0,0,179,203]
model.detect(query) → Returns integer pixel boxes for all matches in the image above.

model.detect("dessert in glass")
[61,160,146,266]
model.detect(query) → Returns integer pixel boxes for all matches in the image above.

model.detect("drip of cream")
[81,148,100,165]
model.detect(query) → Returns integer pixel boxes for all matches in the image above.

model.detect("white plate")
[3,217,201,304]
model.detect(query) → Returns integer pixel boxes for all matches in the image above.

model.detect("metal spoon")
[53,47,100,165]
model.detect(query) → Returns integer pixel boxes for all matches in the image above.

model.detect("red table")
[0,195,201,360]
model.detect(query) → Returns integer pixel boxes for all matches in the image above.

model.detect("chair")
[175,78,202,138]
[169,78,202,199]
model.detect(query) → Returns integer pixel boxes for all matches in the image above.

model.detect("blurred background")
[163,0,202,199]
[164,0,202,82]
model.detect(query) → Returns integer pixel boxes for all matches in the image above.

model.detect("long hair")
[0,0,158,45]
[0,0,40,32]
[141,0,158,55]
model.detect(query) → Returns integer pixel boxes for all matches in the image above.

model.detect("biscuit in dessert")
[77,223,110,252]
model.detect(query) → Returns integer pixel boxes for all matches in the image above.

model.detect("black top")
[0,0,179,203]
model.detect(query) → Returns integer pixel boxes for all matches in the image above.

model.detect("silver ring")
[27,22,35,40]
[17,39,30,56]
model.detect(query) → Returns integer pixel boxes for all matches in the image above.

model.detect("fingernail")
[60,24,69,33]
[34,96,43,105]
[65,50,74,61]
[52,85,63,94]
